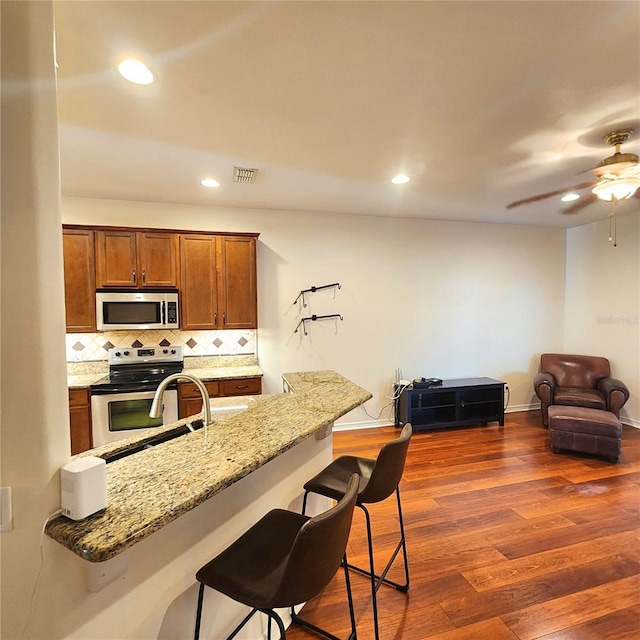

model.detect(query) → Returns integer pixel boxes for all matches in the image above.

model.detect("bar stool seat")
[194,473,360,640]
[303,424,412,640]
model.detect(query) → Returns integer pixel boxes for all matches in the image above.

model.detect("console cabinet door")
[217,236,257,329]
[63,229,96,332]
[180,235,218,330]
[96,230,178,288]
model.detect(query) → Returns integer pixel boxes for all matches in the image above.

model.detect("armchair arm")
[533,372,555,402]
[534,372,555,426]
[598,377,630,418]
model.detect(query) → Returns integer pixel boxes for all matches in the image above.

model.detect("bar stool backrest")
[272,473,360,607]
[359,423,413,505]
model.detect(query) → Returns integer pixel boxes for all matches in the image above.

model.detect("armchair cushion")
[552,387,605,410]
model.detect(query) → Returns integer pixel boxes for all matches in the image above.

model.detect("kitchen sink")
[103,419,205,463]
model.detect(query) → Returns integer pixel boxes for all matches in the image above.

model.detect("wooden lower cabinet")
[178,377,262,419]
[69,388,93,454]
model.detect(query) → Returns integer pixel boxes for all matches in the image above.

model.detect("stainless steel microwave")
[96,291,179,331]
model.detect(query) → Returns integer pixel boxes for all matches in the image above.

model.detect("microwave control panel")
[166,301,178,324]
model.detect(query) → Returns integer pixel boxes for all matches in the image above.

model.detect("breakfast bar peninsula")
[43,371,371,639]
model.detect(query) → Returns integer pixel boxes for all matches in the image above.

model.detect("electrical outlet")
[0,487,12,532]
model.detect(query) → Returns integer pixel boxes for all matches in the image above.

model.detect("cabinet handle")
[132,269,136,283]
[214,312,218,325]
[236,384,248,389]
[222,312,226,326]
[142,269,146,283]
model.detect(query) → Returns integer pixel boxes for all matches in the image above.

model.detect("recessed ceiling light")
[391,174,410,184]
[560,193,580,202]
[117,58,155,85]
[201,178,220,188]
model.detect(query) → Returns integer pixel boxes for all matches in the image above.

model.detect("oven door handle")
[161,300,166,325]
[91,383,178,395]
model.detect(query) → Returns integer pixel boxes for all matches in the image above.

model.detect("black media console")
[397,377,506,431]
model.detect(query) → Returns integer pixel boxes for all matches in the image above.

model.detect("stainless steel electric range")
[90,346,183,447]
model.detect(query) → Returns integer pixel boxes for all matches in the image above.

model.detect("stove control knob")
[171,349,176,354]
[162,349,169,354]
[114,351,121,357]
[123,350,130,356]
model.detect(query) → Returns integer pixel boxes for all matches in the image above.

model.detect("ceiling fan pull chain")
[608,212,617,247]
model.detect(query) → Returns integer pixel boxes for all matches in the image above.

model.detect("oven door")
[91,389,178,448]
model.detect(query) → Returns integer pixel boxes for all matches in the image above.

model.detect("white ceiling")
[53,1,640,228]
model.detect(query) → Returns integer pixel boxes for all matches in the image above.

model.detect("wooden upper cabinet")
[218,236,257,329]
[96,230,178,289]
[63,228,96,332]
[137,232,179,287]
[180,234,258,331]
[180,235,218,330]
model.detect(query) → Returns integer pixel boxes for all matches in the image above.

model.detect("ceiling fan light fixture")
[592,176,640,202]
[560,193,580,202]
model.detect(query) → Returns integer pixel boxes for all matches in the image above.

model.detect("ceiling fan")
[506,129,640,214]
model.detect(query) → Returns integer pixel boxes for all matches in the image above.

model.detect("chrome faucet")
[150,373,212,444]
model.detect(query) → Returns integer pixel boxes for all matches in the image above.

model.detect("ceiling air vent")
[233,167,258,184]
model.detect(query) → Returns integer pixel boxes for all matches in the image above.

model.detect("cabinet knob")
[132,269,137,283]
[142,269,146,283]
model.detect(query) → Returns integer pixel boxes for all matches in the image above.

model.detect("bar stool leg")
[260,609,286,640]
[395,487,410,591]
[361,505,380,640]
[194,583,205,640]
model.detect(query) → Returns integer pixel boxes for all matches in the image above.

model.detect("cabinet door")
[178,380,220,419]
[69,389,93,454]
[96,230,138,288]
[63,229,96,332]
[180,235,218,329]
[217,236,257,329]
[137,232,178,288]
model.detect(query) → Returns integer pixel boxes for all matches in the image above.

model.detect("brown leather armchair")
[534,353,629,427]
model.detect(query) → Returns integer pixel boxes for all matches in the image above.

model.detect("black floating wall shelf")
[294,314,344,336]
[293,282,341,308]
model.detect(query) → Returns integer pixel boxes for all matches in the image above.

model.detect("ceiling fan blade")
[562,192,598,214]
[506,181,596,210]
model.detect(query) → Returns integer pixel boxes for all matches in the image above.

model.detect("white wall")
[0,2,70,638]
[63,197,567,422]
[565,211,640,425]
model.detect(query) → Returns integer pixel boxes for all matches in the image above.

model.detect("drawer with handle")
[219,377,262,396]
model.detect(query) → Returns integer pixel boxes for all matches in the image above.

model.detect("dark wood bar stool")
[302,424,412,640]
[194,473,360,640]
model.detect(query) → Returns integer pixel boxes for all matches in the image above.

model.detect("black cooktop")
[90,362,183,395]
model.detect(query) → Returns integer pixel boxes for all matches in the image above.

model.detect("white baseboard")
[333,419,387,432]
[335,404,639,431]
[506,402,540,413]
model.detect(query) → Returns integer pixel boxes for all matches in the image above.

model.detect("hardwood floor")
[287,411,640,640]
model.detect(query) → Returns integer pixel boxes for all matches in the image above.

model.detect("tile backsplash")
[66,329,256,362]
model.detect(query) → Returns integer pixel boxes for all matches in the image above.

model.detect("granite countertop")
[183,365,263,381]
[46,370,371,562]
